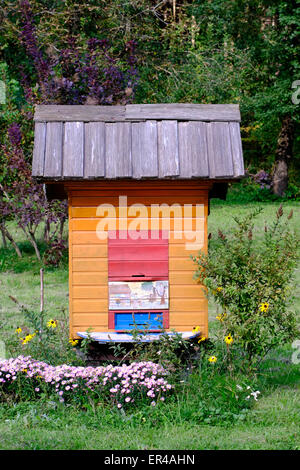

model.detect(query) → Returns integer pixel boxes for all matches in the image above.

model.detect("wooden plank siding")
[68,182,209,338]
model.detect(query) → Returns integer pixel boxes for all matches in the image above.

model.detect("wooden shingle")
[131,121,158,178]
[84,122,106,178]
[44,122,63,177]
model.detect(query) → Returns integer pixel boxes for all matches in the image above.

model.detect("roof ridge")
[34,103,241,123]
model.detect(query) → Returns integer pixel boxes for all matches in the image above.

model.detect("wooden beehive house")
[32,104,244,343]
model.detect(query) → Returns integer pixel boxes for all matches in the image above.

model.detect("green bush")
[108,325,203,374]
[192,205,299,367]
[226,180,300,204]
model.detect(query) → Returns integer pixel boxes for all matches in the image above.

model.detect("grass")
[0,375,299,450]
[0,200,299,450]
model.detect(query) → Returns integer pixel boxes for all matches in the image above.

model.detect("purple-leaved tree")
[1,0,138,264]
[19,0,138,105]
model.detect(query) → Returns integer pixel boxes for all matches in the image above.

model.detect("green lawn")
[0,200,299,450]
[0,381,299,450]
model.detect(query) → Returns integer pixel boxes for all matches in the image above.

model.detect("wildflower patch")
[0,356,172,409]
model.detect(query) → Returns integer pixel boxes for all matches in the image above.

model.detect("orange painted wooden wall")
[66,181,210,339]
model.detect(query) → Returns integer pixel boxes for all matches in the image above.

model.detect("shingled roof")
[32,104,244,181]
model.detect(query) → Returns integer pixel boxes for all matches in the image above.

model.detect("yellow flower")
[224,334,233,345]
[69,338,79,347]
[259,302,269,313]
[216,313,227,322]
[47,319,57,329]
[198,335,206,344]
[216,287,223,292]
[16,327,22,334]
[192,326,201,334]
[21,333,35,345]
[208,356,217,363]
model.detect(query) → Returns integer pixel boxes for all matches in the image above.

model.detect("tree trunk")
[59,219,65,241]
[20,225,41,261]
[0,224,7,248]
[0,223,22,258]
[43,218,50,243]
[272,115,294,197]
[28,229,41,261]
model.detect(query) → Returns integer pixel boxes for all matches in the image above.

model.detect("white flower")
[236,385,243,391]
[251,390,261,401]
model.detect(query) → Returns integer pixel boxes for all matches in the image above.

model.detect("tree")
[0,0,299,198]
[0,0,139,261]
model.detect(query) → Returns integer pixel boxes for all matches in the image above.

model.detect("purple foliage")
[8,123,22,147]
[43,238,67,266]
[1,124,47,229]
[1,1,139,260]
[19,0,54,103]
[18,1,139,105]
[1,124,68,261]
[253,170,273,189]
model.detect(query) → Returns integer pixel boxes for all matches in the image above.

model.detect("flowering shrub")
[193,206,299,367]
[0,356,172,409]
[7,296,79,366]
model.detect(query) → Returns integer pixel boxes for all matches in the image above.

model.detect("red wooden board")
[108,261,168,280]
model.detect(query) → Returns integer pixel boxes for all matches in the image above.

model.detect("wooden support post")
[40,268,44,313]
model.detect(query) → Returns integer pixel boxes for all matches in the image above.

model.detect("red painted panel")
[163,310,169,329]
[108,230,168,280]
[108,310,115,329]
